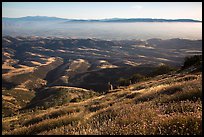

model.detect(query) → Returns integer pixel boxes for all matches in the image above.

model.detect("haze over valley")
[2,16,202,40]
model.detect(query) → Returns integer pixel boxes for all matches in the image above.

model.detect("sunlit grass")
[2,72,202,135]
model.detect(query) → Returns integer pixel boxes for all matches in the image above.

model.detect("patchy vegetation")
[2,37,202,135]
[116,64,175,87]
[150,64,175,76]
[2,70,202,135]
[182,55,202,69]
[2,88,35,117]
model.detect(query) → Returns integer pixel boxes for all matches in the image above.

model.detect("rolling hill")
[2,36,202,135]
[2,36,202,92]
[2,67,202,135]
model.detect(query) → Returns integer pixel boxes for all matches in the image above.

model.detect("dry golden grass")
[30,61,43,66]
[2,95,15,101]
[2,72,202,135]
[2,67,35,78]
[25,52,45,58]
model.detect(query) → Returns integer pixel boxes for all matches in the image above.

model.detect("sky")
[2,2,202,21]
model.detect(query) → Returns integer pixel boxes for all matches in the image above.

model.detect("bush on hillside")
[129,73,146,83]
[151,64,174,76]
[117,78,130,86]
[117,73,146,87]
[182,55,202,69]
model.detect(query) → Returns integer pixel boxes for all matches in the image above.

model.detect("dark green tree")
[182,55,202,69]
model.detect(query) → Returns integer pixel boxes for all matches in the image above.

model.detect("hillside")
[2,36,202,135]
[2,69,202,135]
[2,36,202,92]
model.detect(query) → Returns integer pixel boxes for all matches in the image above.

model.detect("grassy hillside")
[2,70,202,135]
[2,88,35,117]
[2,36,202,135]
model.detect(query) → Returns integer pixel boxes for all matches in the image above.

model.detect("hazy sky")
[2,2,202,20]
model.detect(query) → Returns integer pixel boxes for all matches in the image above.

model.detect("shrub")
[129,73,145,83]
[151,64,174,76]
[182,55,202,69]
[117,73,146,87]
[117,78,130,86]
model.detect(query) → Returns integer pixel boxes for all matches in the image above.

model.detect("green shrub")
[117,73,146,87]
[182,55,202,69]
[129,73,145,83]
[117,78,130,86]
[151,64,174,76]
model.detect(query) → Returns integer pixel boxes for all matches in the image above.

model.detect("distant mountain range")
[2,16,202,22]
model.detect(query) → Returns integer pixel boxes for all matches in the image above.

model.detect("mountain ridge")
[2,16,202,22]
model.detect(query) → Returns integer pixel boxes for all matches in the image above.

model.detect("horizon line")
[2,15,202,21]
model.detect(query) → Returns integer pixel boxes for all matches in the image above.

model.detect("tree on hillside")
[117,73,146,87]
[151,64,174,76]
[129,73,145,83]
[117,78,130,86]
[182,55,202,69]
